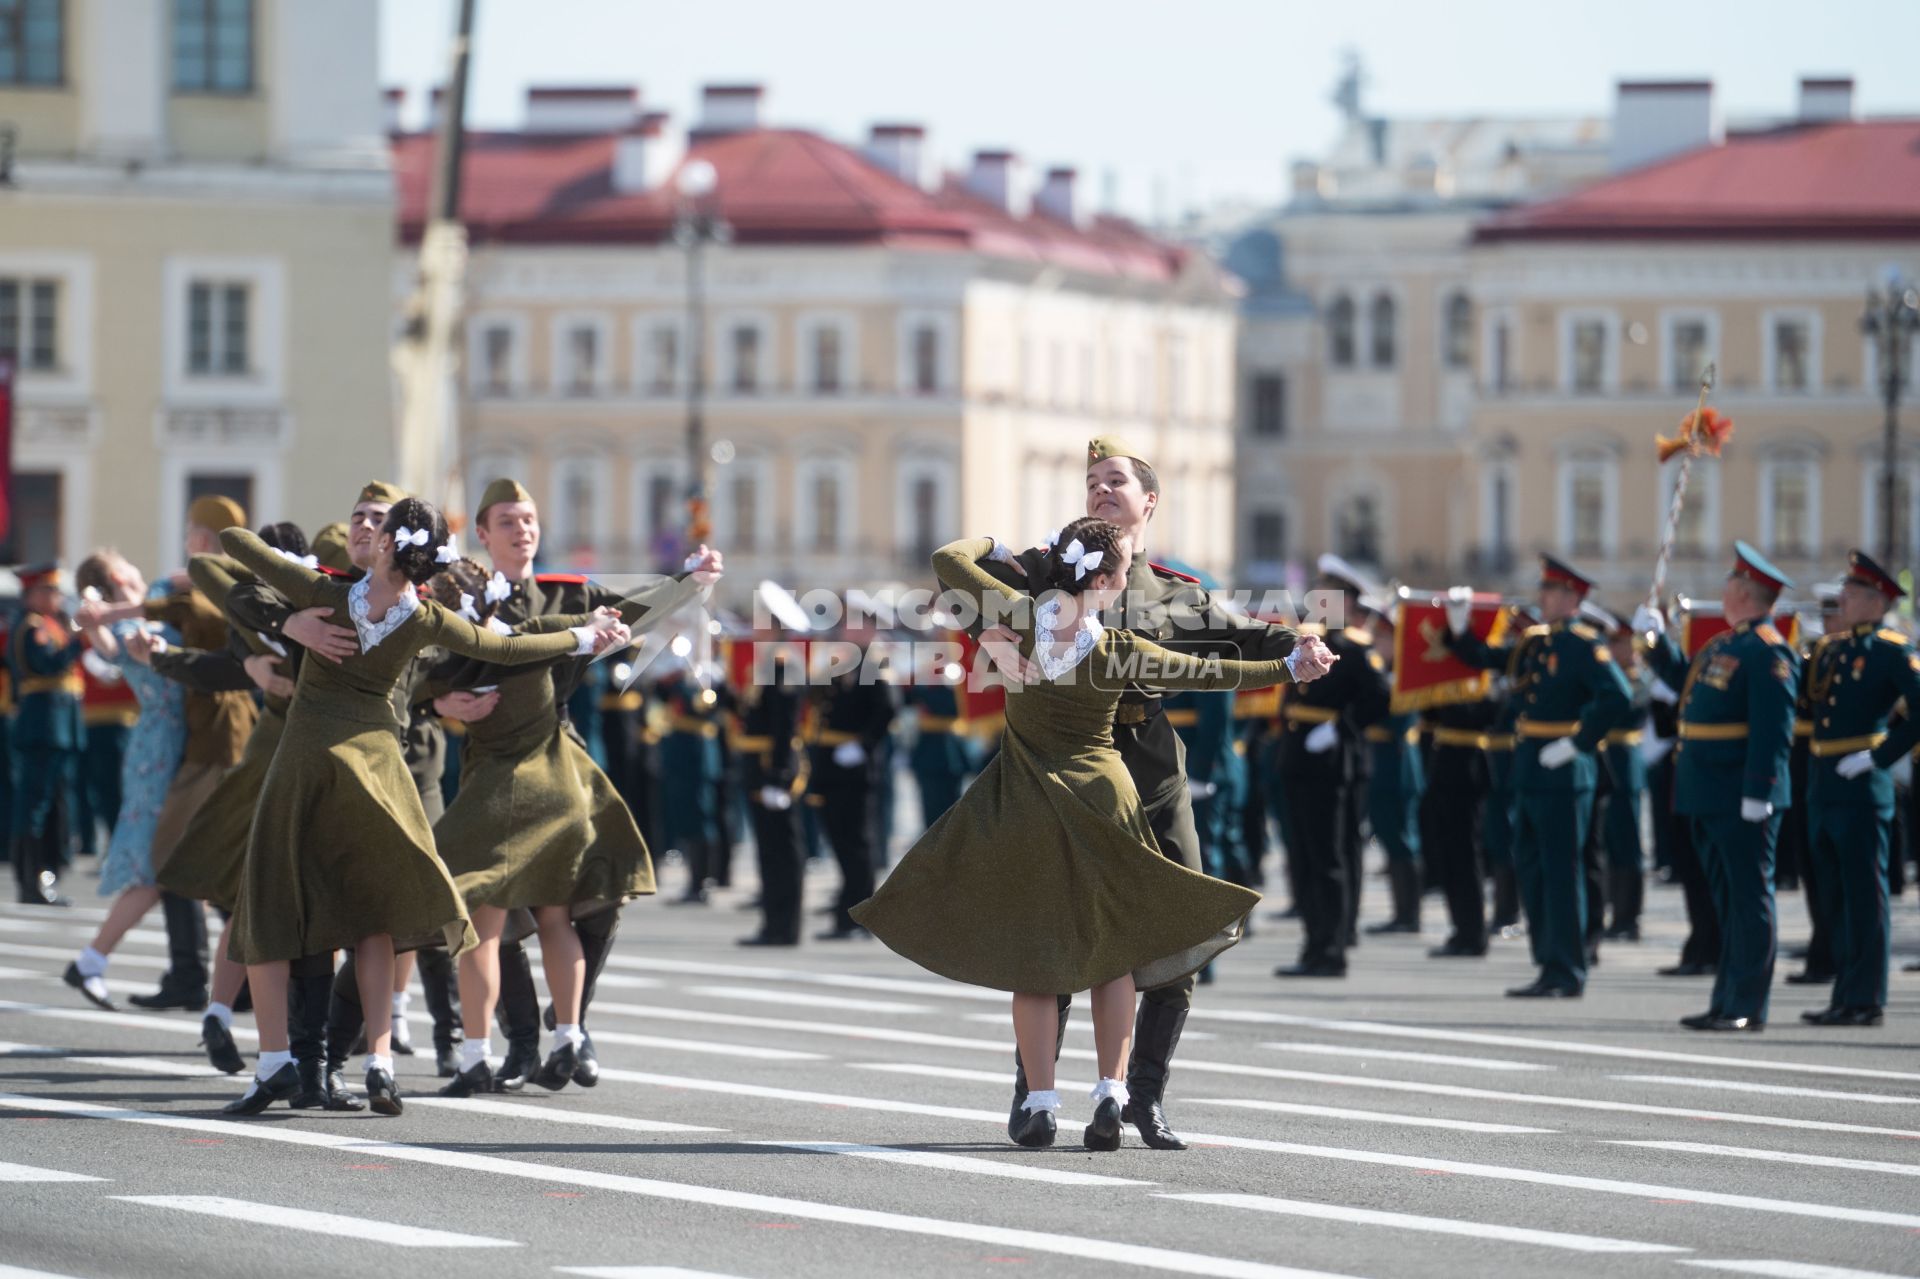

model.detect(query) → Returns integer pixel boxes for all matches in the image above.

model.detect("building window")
[0,0,63,86]
[1369,293,1396,368]
[644,472,679,540]
[913,324,940,395]
[1327,294,1355,368]
[172,0,252,93]
[186,472,254,524]
[1334,493,1379,564]
[643,322,678,395]
[1666,313,1713,393]
[812,325,842,394]
[556,462,598,555]
[1561,456,1617,557]
[562,323,600,396]
[1863,461,1920,562]
[1249,373,1286,438]
[1443,293,1472,369]
[909,475,938,564]
[480,324,514,396]
[9,471,60,562]
[187,281,250,376]
[0,277,59,372]
[1250,509,1287,563]
[727,469,758,551]
[1660,457,1716,559]
[1489,317,1513,393]
[1569,317,1609,394]
[1764,462,1815,558]
[1769,314,1816,393]
[730,324,761,393]
[811,470,841,553]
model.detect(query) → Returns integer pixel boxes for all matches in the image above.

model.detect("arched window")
[1443,292,1472,369]
[1370,292,1397,368]
[1335,492,1380,564]
[1327,294,1355,368]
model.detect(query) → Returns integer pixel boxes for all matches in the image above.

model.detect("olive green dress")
[155,554,291,914]
[428,573,699,916]
[215,528,594,966]
[850,537,1285,995]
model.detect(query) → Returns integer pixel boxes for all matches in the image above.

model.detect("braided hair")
[424,557,498,626]
[257,521,308,557]
[1034,517,1127,598]
[380,497,451,587]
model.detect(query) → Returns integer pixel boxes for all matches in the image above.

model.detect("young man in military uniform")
[1637,541,1800,1031]
[7,565,85,906]
[802,634,896,940]
[1796,550,1920,1027]
[1447,557,1631,998]
[973,436,1334,1149]
[1784,584,1841,985]
[1597,609,1653,942]
[1361,603,1424,935]
[736,642,809,947]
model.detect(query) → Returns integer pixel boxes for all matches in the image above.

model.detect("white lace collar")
[347,577,419,653]
[1033,595,1104,682]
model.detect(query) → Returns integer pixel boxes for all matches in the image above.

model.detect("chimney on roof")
[383,87,405,134]
[613,111,681,195]
[865,123,927,188]
[1610,79,1721,173]
[428,86,445,132]
[526,85,639,133]
[966,150,1028,217]
[698,84,764,136]
[1035,167,1086,227]
[1798,76,1855,122]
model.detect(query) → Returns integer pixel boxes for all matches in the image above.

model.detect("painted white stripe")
[1614,1075,1918,1105]
[0,901,110,922]
[1681,1263,1919,1279]
[585,1029,825,1062]
[586,998,1012,1054]
[1613,1141,1920,1178]
[0,1000,259,1042]
[0,1265,91,1279]
[0,966,43,981]
[960,1012,1217,1040]
[0,1040,227,1079]
[1263,1042,1552,1073]
[756,1141,1150,1187]
[0,918,169,948]
[580,1072,1920,1232]
[0,1095,1361,1279]
[585,973,663,991]
[0,1160,104,1182]
[0,939,166,970]
[604,953,1008,1003]
[1165,1192,1687,1255]
[406,1096,722,1135]
[687,984,931,1015]
[556,1269,752,1279]
[114,1195,521,1248]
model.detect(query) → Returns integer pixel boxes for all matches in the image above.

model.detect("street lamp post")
[1862,269,1920,564]
[674,159,728,560]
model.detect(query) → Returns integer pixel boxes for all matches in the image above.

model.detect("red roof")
[394,127,1187,281]
[1476,120,1920,242]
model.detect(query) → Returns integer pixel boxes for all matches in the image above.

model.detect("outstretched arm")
[1094,630,1296,694]
[187,554,248,614]
[217,528,327,610]
[421,601,604,666]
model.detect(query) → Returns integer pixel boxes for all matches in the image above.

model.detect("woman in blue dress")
[62,552,188,1010]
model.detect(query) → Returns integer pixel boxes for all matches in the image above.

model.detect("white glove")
[757,785,793,811]
[1649,679,1679,705]
[1537,737,1579,770]
[1187,778,1218,801]
[1639,734,1674,767]
[1740,797,1772,823]
[1836,750,1875,780]
[1893,754,1914,788]
[1304,721,1339,754]
[832,741,867,768]
[1443,586,1473,636]
[1631,605,1665,637]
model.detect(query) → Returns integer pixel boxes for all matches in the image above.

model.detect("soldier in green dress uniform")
[8,564,84,906]
[1447,556,1631,998]
[1593,607,1653,942]
[1785,584,1841,985]
[735,640,809,947]
[1795,550,1920,1027]
[1637,541,1800,1031]
[803,649,896,939]
[1362,605,1424,935]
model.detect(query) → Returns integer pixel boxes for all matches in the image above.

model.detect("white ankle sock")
[366,1052,394,1076]
[390,991,411,1016]
[76,946,108,977]
[553,1023,586,1050]
[254,1050,292,1081]
[455,1039,490,1071]
[1021,1089,1061,1114]
[1090,1078,1130,1108]
[205,1002,234,1029]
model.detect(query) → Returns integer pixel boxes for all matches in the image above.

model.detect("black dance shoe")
[439,1060,494,1097]
[200,1015,247,1074]
[572,1034,599,1088]
[130,986,207,1012]
[533,1043,578,1091]
[1009,1107,1057,1149]
[495,1040,538,1092]
[222,1062,300,1116]
[1083,1097,1123,1152]
[366,1066,404,1115]
[63,962,116,1010]
[323,1069,365,1111]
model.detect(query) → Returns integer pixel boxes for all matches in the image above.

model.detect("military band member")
[1363,605,1423,936]
[1421,690,1498,958]
[8,564,85,906]
[1598,610,1652,942]
[736,645,809,947]
[1448,557,1630,998]
[1795,551,1920,1027]
[1785,584,1841,985]
[658,664,727,903]
[803,651,896,939]
[1637,541,1800,1031]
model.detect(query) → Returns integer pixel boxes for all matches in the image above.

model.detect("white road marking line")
[0,918,169,948]
[1165,1192,1688,1254]
[555,1269,753,1279]
[960,1012,1217,1040]
[756,1141,1151,1187]
[0,1265,92,1279]
[1613,1075,1918,1105]
[1680,1262,1919,1279]
[0,1095,1360,1279]
[1612,1142,1920,1178]
[0,966,42,981]
[686,984,932,1015]
[0,939,166,970]
[406,1096,722,1134]
[603,954,1008,1003]
[580,1072,1920,1232]
[1263,1042,1552,1072]
[0,1000,259,1042]
[113,1195,522,1248]
[585,1029,825,1062]
[0,1160,105,1182]
[586,998,1014,1054]
[0,1040,231,1079]
[588,974,663,991]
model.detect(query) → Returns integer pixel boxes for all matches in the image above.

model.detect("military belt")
[1810,732,1887,758]
[729,733,774,752]
[16,674,83,696]
[1793,719,1814,739]
[1282,704,1340,726]
[667,715,719,738]
[1516,718,1581,739]
[918,715,960,733]
[1113,700,1161,726]
[1163,709,1199,728]
[1482,733,1516,752]
[1679,721,1749,742]
[1431,727,1489,750]
[810,728,861,747]
[601,691,643,713]
[1364,725,1420,745]
[1605,729,1643,747]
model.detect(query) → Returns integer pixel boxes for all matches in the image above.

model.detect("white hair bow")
[392,526,430,549]
[457,592,480,622]
[484,571,512,604]
[1040,527,1060,549]
[1060,538,1103,580]
[435,536,461,565]
[272,547,320,570]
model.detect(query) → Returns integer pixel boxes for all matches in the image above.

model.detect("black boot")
[1365,861,1421,934]
[672,844,711,904]
[1008,996,1071,1141]
[1121,1000,1189,1151]
[1604,868,1642,940]
[14,833,68,907]
[290,1058,328,1110]
[495,1037,540,1092]
[417,948,462,1077]
[533,1042,579,1091]
[325,975,363,1079]
[1491,865,1520,931]
[287,971,331,1102]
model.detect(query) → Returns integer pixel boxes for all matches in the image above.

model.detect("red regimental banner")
[1390,594,1511,714]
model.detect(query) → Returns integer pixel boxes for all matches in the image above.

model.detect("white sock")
[455,1039,490,1072]
[205,1002,234,1029]
[254,1050,293,1081]
[1021,1088,1061,1114]
[76,946,108,978]
[391,991,411,1016]
[366,1052,394,1077]
[1090,1078,1130,1108]
[553,1023,586,1050]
